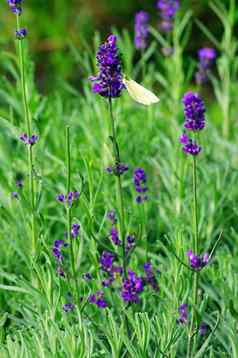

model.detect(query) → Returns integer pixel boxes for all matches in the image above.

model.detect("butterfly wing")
[123,79,160,106]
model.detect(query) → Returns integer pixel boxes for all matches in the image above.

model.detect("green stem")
[187,157,199,358]
[108,97,127,277]
[65,126,79,304]
[16,14,37,256]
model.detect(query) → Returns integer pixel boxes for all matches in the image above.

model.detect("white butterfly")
[123,78,160,106]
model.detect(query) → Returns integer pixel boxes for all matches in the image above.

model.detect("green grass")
[0,1,238,357]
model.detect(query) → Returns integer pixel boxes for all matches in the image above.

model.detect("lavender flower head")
[182,92,206,131]
[179,133,201,156]
[199,322,208,336]
[177,303,188,324]
[187,250,209,270]
[157,0,180,32]
[16,28,27,39]
[89,34,124,98]
[133,168,148,203]
[63,303,75,312]
[89,291,107,308]
[196,48,216,84]
[7,0,22,14]
[143,262,159,291]
[20,133,39,146]
[100,251,115,272]
[121,270,143,303]
[134,11,149,50]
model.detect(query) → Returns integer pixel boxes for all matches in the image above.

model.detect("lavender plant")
[7,0,38,260]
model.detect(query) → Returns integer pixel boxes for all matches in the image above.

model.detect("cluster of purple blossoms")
[16,28,27,39]
[89,34,124,98]
[199,322,208,336]
[71,223,80,238]
[196,48,216,85]
[19,133,39,146]
[7,0,22,14]
[121,270,144,303]
[56,191,80,207]
[63,303,75,312]
[134,11,150,50]
[177,304,188,324]
[157,0,180,32]
[89,291,107,308]
[82,272,92,281]
[133,168,148,203]
[143,262,159,291]
[126,235,136,255]
[180,133,201,156]
[99,251,122,287]
[106,162,129,176]
[52,240,67,277]
[107,210,121,246]
[180,92,206,156]
[187,250,209,271]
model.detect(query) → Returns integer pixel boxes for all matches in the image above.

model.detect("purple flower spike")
[63,303,75,312]
[56,193,65,203]
[83,272,92,281]
[183,92,206,132]
[143,261,159,291]
[196,48,216,85]
[157,0,180,32]
[107,210,117,224]
[71,223,80,238]
[110,227,121,246]
[187,250,210,270]
[8,0,22,14]
[19,133,39,146]
[100,251,115,272]
[89,291,107,309]
[134,11,149,50]
[182,138,202,156]
[121,270,144,303]
[16,28,27,39]
[133,168,148,203]
[89,34,124,98]
[199,322,208,336]
[177,304,188,324]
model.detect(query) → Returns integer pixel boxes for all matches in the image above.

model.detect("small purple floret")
[121,270,144,303]
[177,304,188,324]
[187,250,210,270]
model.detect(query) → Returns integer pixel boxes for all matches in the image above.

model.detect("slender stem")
[108,97,127,277]
[187,157,199,358]
[16,14,37,256]
[65,126,79,304]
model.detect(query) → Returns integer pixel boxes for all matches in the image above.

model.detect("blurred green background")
[1,0,223,92]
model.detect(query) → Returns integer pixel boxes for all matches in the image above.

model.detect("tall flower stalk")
[65,126,80,303]
[8,1,37,257]
[179,92,206,357]
[90,34,127,277]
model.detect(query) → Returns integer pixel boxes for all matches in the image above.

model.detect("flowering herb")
[107,210,117,224]
[19,133,39,146]
[157,0,180,32]
[134,11,149,50]
[89,291,108,308]
[63,303,75,312]
[106,162,129,176]
[89,34,124,98]
[180,92,206,156]
[100,251,115,272]
[196,48,216,85]
[71,223,80,238]
[187,250,209,270]
[82,272,92,281]
[121,270,144,303]
[133,168,148,203]
[177,304,188,324]
[126,235,136,255]
[7,0,22,14]
[110,226,122,246]
[143,262,159,291]
[56,191,80,207]
[199,322,208,336]
[16,28,27,39]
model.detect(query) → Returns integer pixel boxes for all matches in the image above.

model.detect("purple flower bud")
[63,303,75,312]
[183,92,206,131]
[177,303,188,324]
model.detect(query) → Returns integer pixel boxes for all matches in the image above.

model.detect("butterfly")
[123,78,160,106]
